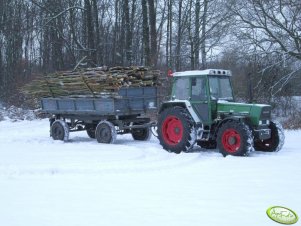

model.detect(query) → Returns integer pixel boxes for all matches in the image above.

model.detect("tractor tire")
[95,121,116,144]
[86,125,96,139]
[131,127,152,141]
[197,140,217,149]
[217,120,253,157]
[157,107,196,154]
[254,121,285,152]
[51,120,69,141]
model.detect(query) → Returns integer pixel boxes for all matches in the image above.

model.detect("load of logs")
[22,66,162,98]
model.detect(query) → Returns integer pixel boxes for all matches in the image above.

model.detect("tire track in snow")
[0,152,202,177]
[0,119,220,177]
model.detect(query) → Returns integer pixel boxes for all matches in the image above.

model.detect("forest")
[0,0,300,116]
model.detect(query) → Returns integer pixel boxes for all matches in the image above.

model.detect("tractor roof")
[173,69,232,77]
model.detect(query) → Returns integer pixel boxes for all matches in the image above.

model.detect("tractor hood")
[217,101,272,125]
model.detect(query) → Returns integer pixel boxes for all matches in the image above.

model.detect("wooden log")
[22,66,162,98]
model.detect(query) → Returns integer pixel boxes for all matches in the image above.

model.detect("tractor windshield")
[209,76,233,101]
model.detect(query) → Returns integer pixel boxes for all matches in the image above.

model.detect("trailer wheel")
[158,107,196,154]
[131,126,152,141]
[86,125,96,139]
[217,120,253,157]
[95,121,116,144]
[51,120,69,141]
[254,121,285,152]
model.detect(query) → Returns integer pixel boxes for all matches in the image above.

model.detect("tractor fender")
[159,100,201,123]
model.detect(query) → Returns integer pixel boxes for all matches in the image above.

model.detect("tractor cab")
[171,69,234,125]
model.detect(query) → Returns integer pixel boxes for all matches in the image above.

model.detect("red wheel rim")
[222,129,241,153]
[162,116,183,145]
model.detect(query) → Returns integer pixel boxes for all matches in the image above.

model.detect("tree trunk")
[84,0,96,66]
[166,0,170,68]
[123,0,132,66]
[130,0,137,65]
[187,0,194,69]
[166,0,173,69]
[92,0,101,65]
[201,0,208,69]
[148,0,157,67]
[112,0,120,65]
[175,0,183,71]
[141,0,150,66]
[194,0,200,69]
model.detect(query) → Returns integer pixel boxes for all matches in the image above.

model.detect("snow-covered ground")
[0,119,300,226]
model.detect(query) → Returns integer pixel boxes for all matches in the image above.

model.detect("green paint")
[217,102,269,125]
[267,206,298,225]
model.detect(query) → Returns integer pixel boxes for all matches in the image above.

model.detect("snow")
[0,119,300,226]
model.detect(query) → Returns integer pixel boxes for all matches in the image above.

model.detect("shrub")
[283,111,301,130]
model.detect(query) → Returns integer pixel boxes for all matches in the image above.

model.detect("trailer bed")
[41,87,158,116]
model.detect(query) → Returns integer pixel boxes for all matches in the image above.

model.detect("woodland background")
[0,0,300,120]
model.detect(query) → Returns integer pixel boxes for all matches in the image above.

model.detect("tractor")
[157,69,285,156]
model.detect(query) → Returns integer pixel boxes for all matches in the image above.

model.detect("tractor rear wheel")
[254,121,285,152]
[217,120,253,157]
[157,107,196,154]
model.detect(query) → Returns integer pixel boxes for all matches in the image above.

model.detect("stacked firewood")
[22,66,162,98]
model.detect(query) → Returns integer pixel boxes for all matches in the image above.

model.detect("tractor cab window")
[173,77,189,100]
[209,76,233,101]
[191,77,207,101]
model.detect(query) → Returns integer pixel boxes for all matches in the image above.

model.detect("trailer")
[41,87,158,143]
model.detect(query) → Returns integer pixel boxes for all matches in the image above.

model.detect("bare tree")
[232,0,301,62]
[230,0,301,96]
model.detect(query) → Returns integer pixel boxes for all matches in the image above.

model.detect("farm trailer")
[41,87,158,143]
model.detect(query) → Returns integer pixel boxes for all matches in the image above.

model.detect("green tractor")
[157,69,285,156]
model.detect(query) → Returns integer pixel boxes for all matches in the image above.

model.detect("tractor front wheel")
[254,121,285,152]
[157,107,196,154]
[217,120,253,157]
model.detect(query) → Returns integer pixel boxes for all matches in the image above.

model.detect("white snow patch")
[0,119,300,226]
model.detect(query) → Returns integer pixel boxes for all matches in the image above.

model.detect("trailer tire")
[254,121,285,152]
[158,107,196,154]
[51,120,69,141]
[86,125,96,139]
[95,121,116,144]
[132,127,152,141]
